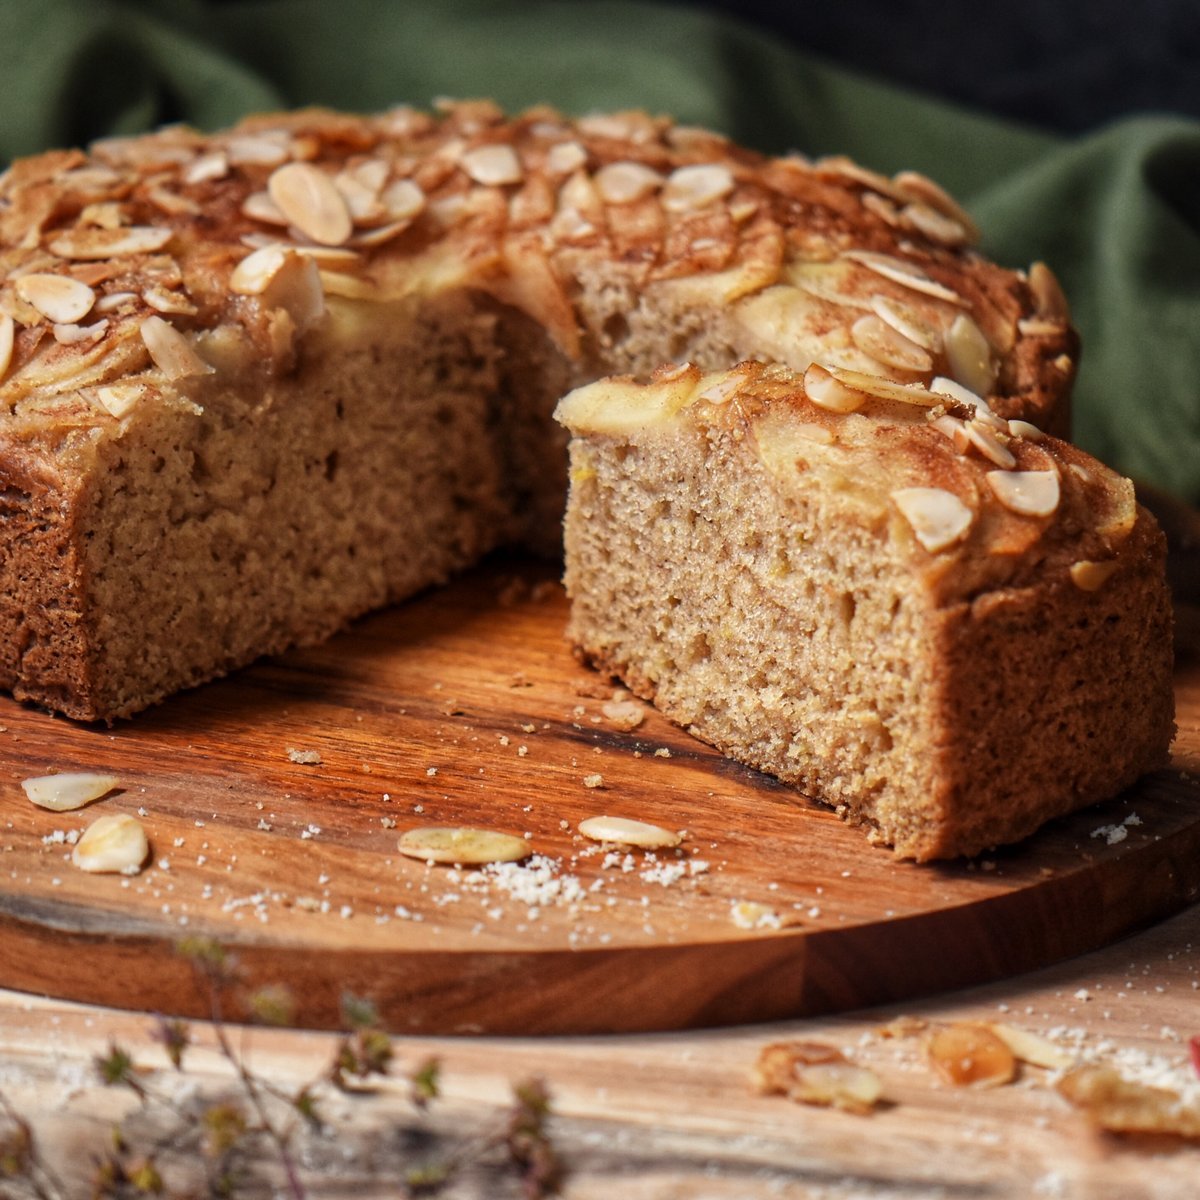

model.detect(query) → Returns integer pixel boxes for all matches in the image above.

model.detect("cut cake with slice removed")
[555,361,1175,860]
[0,103,1077,720]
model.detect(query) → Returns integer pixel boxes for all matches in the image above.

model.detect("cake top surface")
[556,360,1141,602]
[0,100,1072,449]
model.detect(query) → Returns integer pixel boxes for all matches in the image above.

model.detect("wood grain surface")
[1,557,1198,1034]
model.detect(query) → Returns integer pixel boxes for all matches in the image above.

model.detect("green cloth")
[3,0,1198,501]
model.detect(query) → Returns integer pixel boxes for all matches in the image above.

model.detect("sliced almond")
[964,420,1017,469]
[986,469,1060,517]
[803,362,867,413]
[22,772,118,812]
[987,1023,1075,1071]
[594,161,663,205]
[95,384,144,419]
[225,133,290,166]
[15,274,96,324]
[140,315,213,380]
[544,141,587,175]
[142,286,196,316]
[754,1041,884,1115]
[1029,261,1069,321]
[1070,560,1119,592]
[52,320,107,345]
[72,812,149,875]
[242,190,290,226]
[662,163,734,212]
[0,314,13,381]
[891,487,973,553]
[48,225,174,260]
[381,178,425,222]
[268,162,353,246]
[230,245,292,295]
[944,313,995,396]
[892,170,981,244]
[1057,1066,1200,1139]
[842,250,964,304]
[870,295,940,351]
[850,313,933,373]
[926,1023,1016,1088]
[901,202,969,247]
[460,144,523,186]
[828,367,969,415]
[1007,419,1046,441]
[397,826,530,865]
[577,815,681,848]
[182,151,229,185]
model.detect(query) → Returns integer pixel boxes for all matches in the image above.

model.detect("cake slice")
[555,361,1175,860]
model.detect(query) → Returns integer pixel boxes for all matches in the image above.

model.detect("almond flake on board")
[22,772,119,812]
[398,826,531,865]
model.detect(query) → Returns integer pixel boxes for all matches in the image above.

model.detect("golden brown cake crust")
[0,101,1079,720]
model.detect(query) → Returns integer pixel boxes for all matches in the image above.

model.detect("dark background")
[631,0,1200,133]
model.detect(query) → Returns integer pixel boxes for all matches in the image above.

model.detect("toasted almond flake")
[891,487,973,553]
[662,163,735,211]
[182,151,229,185]
[755,1041,884,1115]
[987,1023,1075,1070]
[594,161,663,205]
[93,291,138,313]
[52,320,107,345]
[1017,317,1066,337]
[22,772,119,812]
[48,225,174,260]
[803,362,867,413]
[986,469,1059,517]
[1070,560,1119,591]
[893,170,981,243]
[333,172,385,224]
[1029,260,1069,320]
[230,245,291,295]
[850,313,933,373]
[1057,1066,1200,1139]
[927,1023,1016,1088]
[861,190,902,226]
[397,826,530,865]
[350,220,412,248]
[460,143,523,186]
[901,201,969,247]
[146,186,200,217]
[268,162,353,246]
[578,816,681,848]
[829,367,971,415]
[1007,418,1045,441]
[72,812,149,875]
[225,134,290,166]
[545,141,587,175]
[95,384,143,419]
[0,314,13,381]
[964,419,1017,469]
[142,286,196,315]
[381,178,425,222]
[870,295,940,350]
[842,250,964,304]
[816,156,903,199]
[15,274,96,323]
[944,312,995,395]
[242,190,289,226]
[140,315,213,380]
[550,207,596,243]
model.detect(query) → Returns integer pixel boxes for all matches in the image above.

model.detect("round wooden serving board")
[1,559,1198,1035]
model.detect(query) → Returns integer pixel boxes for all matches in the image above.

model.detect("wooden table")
[1,903,1198,1198]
